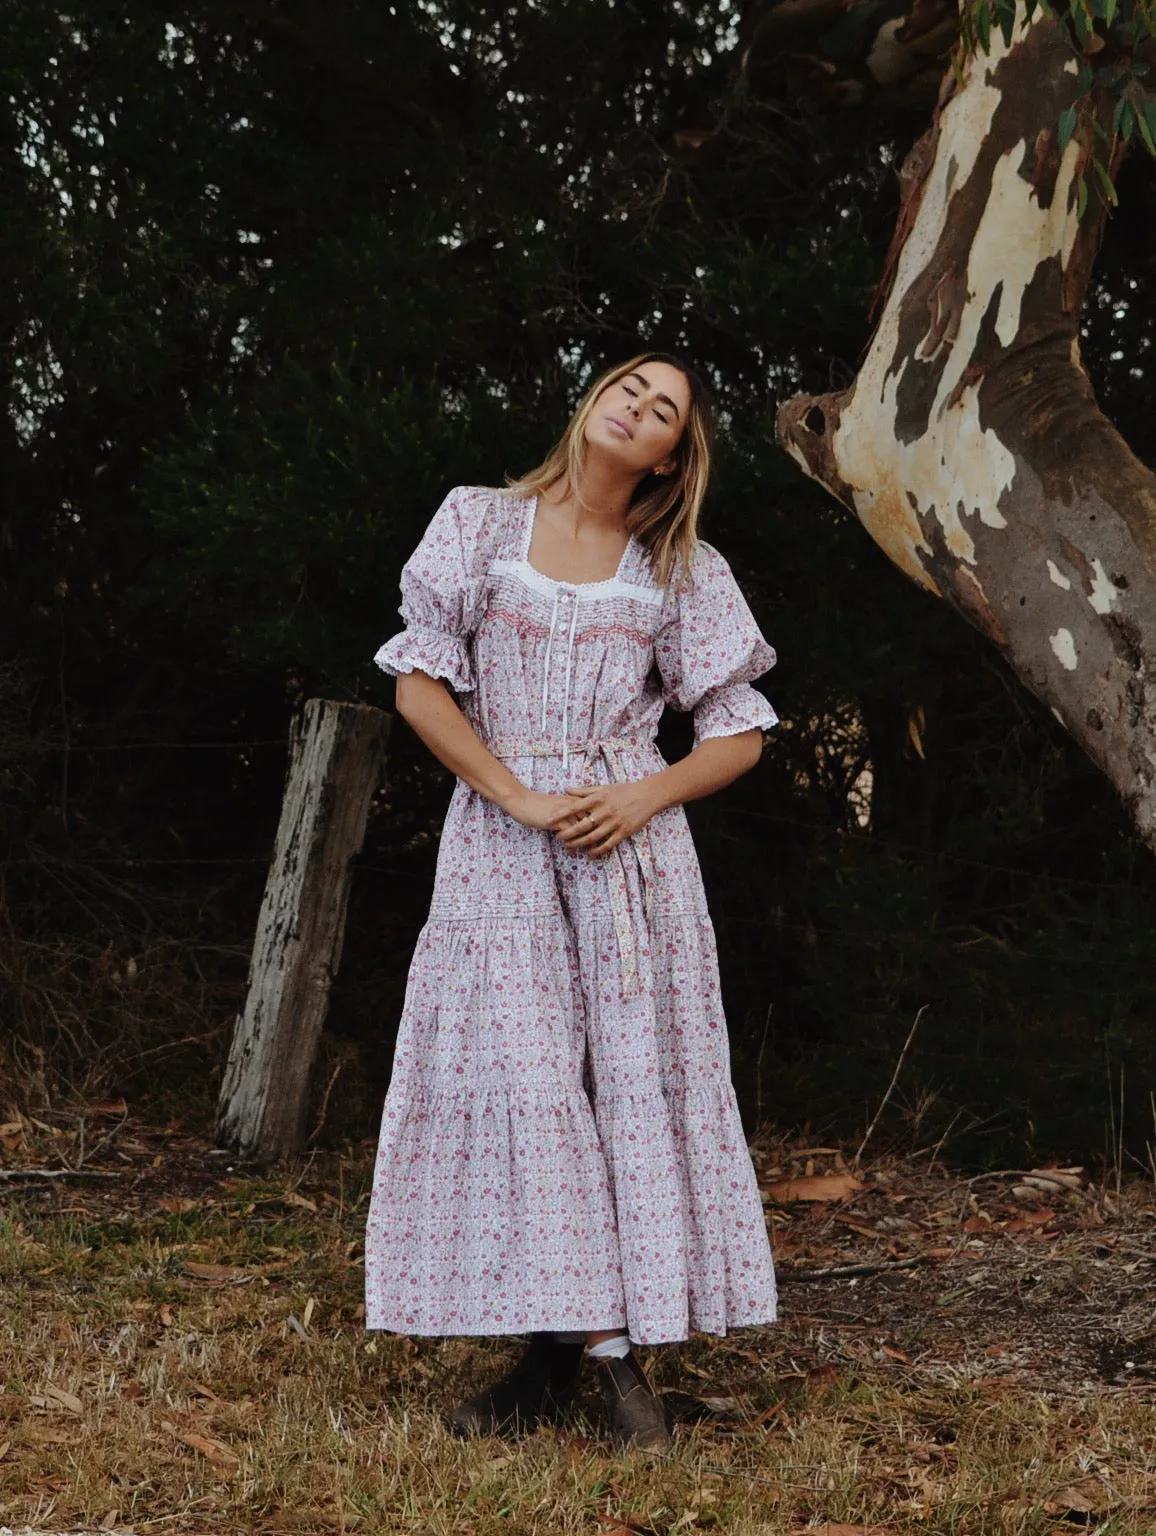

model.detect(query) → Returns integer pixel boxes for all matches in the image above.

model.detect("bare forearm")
[648,730,764,813]
[394,671,523,812]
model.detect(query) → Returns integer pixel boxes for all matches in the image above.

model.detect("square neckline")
[521,494,635,589]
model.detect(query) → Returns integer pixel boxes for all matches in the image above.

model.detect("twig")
[854,1004,928,1169]
[778,1255,930,1283]
[1116,1063,1125,1208]
[305,1056,345,1150]
[755,1002,772,1130]
[0,1168,121,1182]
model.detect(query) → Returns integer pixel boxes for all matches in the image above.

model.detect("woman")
[366,353,778,1451]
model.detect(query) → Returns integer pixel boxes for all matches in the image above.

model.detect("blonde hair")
[507,351,716,587]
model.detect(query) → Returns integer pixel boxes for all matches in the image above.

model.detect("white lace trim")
[488,558,664,608]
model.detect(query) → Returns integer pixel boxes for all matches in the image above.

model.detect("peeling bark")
[777,13,1156,846]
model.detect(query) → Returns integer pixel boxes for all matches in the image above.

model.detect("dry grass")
[2,1118,1156,1534]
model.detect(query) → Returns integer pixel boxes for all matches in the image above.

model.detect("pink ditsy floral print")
[364,486,779,1344]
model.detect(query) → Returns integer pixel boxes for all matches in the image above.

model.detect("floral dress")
[364,485,779,1345]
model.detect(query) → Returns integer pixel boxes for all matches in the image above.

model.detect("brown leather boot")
[597,1350,671,1452]
[449,1334,585,1438]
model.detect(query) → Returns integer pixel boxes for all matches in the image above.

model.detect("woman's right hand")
[502,786,582,833]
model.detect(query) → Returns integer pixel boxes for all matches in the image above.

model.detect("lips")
[606,413,635,440]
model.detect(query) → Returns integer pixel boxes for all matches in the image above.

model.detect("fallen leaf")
[22,1427,76,1445]
[680,1358,715,1380]
[880,1346,911,1364]
[767,1173,863,1203]
[794,1526,895,1535]
[0,1439,10,1459]
[162,1420,240,1472]
[1004,1208,1057,1232]
[838,1217,883,1239]
[1042,1475,1116,1517]
[806,1364,842,1386]
[596,1517,661,1536]
[282,1190,318,1212]
[41,1384,83,1415]
[157,1196,198,1214]
[158,1303,174,1327]
[183,1261,250,1283]
[564,1434,595,1468]
[84,1099,128,1116]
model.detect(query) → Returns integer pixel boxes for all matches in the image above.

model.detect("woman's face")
[585,360,691,477]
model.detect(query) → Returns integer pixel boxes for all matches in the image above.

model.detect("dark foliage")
[3,1,1156,1162]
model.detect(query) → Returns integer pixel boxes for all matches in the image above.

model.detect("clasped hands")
[505,778,663,857]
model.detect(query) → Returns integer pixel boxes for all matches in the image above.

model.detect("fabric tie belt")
[487,734,659,998]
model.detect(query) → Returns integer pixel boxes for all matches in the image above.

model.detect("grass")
[1,1122,1156,1534]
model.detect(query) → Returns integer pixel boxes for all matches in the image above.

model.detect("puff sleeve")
[655,541,779,746]
[373,486,490,692]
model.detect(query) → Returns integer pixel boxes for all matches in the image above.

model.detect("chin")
[587,422,638,461]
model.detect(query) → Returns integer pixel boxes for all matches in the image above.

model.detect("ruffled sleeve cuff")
[693,682,779,747]
[374,627,474,692]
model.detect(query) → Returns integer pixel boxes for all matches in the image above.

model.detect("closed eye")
[624,384,668,423]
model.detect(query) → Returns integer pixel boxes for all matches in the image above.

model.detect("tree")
[773,0,1156,845]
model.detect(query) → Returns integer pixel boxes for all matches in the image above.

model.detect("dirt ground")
[2,1105,1156,1534]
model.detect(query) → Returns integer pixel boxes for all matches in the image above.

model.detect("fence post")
[216,698,389,1162]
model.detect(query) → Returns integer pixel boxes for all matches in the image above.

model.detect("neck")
[562,450,643,531]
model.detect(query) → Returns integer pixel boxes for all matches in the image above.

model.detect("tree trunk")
[776,12,1156,846]
[216,699,388,1163]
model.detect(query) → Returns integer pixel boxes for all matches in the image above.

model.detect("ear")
[654,457,677,477]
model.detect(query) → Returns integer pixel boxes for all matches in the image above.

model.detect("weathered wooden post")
[216,699,388,1163]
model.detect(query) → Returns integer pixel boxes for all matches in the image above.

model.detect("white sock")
[552,1331,586,1344]
[587,1334,631,1360]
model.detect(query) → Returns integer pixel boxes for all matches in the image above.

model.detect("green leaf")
[996,0,1016,44]
[976,0,992,51]
[1058,104,1079,150]
[1091,153,1119,204]
[1077,173,1088,218]
[1136,99,1156,153]
[1024,0,1039,17]
[1104,0,1118,24]
[1142,99,1156,151]
[1120,99,1136,140]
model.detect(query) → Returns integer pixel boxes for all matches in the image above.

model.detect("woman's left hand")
[556,779,663,858]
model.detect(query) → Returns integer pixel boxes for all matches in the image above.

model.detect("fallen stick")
[964,1168,1090,1199]
[778,1255,930,1282]
[0,1168,121,1182]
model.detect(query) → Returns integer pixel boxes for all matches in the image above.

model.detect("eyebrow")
[629,371,681,419]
